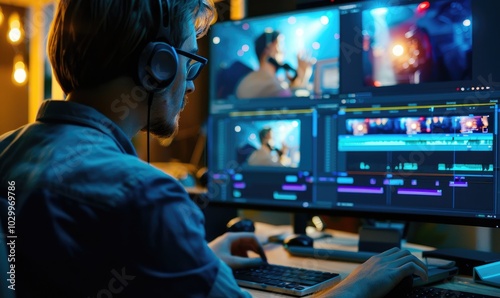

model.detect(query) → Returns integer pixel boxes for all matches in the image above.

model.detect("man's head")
[254,30,283,63]
[48,0,214,94]
[258,127,272,145]
[48,0,215,140]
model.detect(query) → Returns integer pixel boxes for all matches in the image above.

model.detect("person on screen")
[0,0,427,297]
[247,127,289,166]
[236,30,314,99]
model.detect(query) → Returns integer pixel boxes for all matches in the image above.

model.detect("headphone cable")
[147,92,154,164]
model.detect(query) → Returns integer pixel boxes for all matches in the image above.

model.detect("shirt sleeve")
[208,259,252,298]
[122,169,248,297]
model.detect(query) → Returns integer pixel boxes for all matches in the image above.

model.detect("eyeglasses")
[175,48,207,81]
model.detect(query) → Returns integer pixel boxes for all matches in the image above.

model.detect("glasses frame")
[175,48,208,81]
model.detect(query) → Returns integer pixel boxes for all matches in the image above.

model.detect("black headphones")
[137,0,178,92]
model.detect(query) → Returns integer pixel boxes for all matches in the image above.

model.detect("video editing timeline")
[320,99,499,219]
[208,107,317,206]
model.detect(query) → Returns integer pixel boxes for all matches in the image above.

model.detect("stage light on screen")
[242,44,249,52]
[417,1,431,13]
[371,7,388,16]
[312,42,320,50]
[234,126,241,133]
[212,36,220,44]
[392,44,404,57]
[320,16,329,25]
[463,19,471,26]
[288,16,296,25]
[295,28,304,37]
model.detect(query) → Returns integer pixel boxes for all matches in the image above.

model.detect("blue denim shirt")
[0,100,249,298]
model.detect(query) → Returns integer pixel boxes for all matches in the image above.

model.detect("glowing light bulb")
[12,55,27,85]
[8,27,22,43]
[0,7,4,26]
[13,68,27,84]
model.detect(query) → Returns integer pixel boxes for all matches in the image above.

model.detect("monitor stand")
[358,219,407,252]
[267,212,332,243]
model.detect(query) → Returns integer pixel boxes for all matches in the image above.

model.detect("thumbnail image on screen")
[362,0,472,87]
[210,7,340,100]
[233,119,301,168]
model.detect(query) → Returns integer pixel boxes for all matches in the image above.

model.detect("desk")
[244,222,500,297]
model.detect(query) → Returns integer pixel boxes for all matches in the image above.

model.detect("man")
[0,0,427,297]
[247,127,289,166]
[236,30,314,99]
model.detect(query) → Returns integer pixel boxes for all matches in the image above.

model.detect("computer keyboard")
[233,263,341,297]
[406,286,499,298]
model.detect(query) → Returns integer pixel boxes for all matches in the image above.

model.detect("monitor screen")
[340,0,500,96]
[209,5,341,103]
[206,0,500,228]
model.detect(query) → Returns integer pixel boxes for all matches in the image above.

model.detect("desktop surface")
[245,222,500,298]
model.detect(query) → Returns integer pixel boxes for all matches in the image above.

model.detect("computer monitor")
[206,0,500,232]
[208,5,341,102]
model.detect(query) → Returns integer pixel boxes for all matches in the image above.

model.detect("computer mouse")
[383,274,413,298]
[283,234,314,247]
[226,217,255,232]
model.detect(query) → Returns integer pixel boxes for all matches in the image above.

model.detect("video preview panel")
[207,110,315,205]
[362,0,472,87]
[339,0,500,97]
[209,7,340,102]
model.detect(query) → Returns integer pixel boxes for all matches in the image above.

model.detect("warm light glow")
[8,13,23,45]
[8,27,22,43]
[12,55,28,85]
[14,61,25,70]
[0,7,4,26]
[13,68,27,84]
[8,12,21,28]
[392,44,404,56]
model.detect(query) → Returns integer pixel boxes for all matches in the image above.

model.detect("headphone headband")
[136,0,178,92]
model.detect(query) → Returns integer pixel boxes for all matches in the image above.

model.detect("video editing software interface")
[207,0,500,227]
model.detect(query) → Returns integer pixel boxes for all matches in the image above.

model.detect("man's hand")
[209,232,267,269]
[315,247,428,298]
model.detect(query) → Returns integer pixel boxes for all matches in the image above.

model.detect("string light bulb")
[0,6,4,26]
[8,12,23,45]
[12,54,28,85]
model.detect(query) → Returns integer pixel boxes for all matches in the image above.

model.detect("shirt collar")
[36,100,138,156]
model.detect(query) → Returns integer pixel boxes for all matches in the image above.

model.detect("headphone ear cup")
[137,41,178,92]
